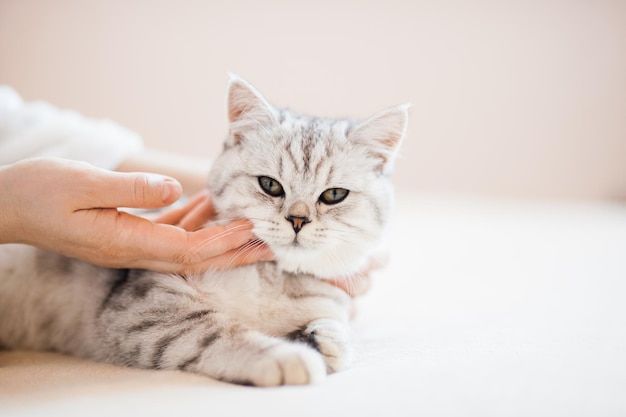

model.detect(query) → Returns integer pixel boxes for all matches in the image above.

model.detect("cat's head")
[208,75,408,278]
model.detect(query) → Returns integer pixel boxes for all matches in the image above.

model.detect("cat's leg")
[95,270,328,386]
[99,306,327,386]
[286,318,353,373]
[185,326,328,386]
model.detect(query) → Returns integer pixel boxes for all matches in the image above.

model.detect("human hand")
[0,158,272,274]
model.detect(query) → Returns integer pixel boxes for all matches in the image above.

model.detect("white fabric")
[1,192,625,416]
[0,86,142,169]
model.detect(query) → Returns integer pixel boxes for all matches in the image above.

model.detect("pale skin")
[0,156,272,275]
[0,151,377,295]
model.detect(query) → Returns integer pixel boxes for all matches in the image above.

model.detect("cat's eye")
[258,176,285,197]
[319,188,349,205]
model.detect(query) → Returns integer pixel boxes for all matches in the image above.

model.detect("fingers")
[112,216,271,273]
[154,190,217,231]
[168,240,274,274]
[178,193,216,231]
[182,219,257,262]
[89,170,183,209]
[133,236,274,275]
[153,190,215,228]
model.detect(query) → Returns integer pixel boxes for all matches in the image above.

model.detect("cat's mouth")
[273,235,313,252]
[285,239,309,251]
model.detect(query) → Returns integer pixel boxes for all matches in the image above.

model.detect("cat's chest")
[191,263,288,326]
[189,262,348,335]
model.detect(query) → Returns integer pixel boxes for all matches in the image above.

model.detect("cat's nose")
[286,215,311,234]
[286,202,311,234]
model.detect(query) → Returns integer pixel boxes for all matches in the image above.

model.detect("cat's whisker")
[222,238,266,270]
[326,231,365,246]
[179,224,258,265]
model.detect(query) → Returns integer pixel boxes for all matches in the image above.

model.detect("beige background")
[1,0,625,200]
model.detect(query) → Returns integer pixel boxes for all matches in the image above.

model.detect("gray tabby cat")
[0,76,408,386]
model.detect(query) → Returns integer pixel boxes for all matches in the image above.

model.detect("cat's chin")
[272,246,367,279]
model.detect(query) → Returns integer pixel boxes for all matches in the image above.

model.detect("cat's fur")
[0,76,408,386]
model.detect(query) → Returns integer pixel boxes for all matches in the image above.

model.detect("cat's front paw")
[288,319,352,373]
[248,342,326,386]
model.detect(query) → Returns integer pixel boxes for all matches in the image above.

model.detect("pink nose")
[286,215,311,234]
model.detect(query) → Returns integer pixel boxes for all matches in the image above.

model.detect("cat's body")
[0,245,350,385]
[0,76,407,386]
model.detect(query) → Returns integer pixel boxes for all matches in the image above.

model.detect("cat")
[0,76,408,386]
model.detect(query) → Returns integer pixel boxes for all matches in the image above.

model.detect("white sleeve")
[0,86,143,170]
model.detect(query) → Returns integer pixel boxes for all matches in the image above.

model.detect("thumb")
[90,171,183,209]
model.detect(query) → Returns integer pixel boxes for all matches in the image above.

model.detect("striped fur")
[0,76,407,386]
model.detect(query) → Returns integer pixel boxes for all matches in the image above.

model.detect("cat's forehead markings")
[312,155,326,179]
[278,155,285,179]
[326,165,335,186]
[300,126,323,176]
[285,140,301,173]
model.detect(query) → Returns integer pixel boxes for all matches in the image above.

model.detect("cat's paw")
[288,319,353,373]
[246,342,326,387]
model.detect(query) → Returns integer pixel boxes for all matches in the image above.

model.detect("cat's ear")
[349,104,410,174]
[227,74,277,145]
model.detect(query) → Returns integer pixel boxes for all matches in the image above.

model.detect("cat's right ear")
[349,104,410,175]
[227,74,277,146]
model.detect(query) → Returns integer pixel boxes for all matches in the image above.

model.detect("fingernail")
[148,175,182,203]
[162,178,182,202]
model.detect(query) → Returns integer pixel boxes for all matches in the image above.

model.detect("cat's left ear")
[349,104,410,174]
